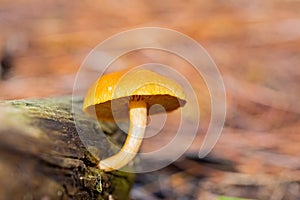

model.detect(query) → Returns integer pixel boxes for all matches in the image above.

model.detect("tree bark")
[0,97,134,200]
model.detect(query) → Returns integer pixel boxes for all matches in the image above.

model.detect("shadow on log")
[0,97,134,200]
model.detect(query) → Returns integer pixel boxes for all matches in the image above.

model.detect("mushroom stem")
[99,101,147,171]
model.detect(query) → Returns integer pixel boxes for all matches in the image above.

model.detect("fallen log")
[0,97,134,200]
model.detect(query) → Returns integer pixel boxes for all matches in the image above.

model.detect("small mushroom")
[83,68,186,171]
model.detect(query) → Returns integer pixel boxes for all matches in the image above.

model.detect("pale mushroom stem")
[98,101,147,171]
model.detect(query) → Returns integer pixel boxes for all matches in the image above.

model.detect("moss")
[110,173,135,200]
[100,171,135,200]
[83,167,103,193]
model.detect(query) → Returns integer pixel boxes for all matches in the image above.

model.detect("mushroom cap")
[83,68,186,121]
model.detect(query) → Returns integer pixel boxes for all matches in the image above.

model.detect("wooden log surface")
[0,97,134,200]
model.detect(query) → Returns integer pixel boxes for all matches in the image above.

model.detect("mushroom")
[83,68,186,171]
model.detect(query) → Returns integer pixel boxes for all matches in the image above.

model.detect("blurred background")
[0,0,300,199]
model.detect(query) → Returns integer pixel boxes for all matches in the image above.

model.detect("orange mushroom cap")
[83,68,186,121]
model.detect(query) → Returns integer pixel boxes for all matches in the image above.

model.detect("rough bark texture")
[0,97,134,200]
